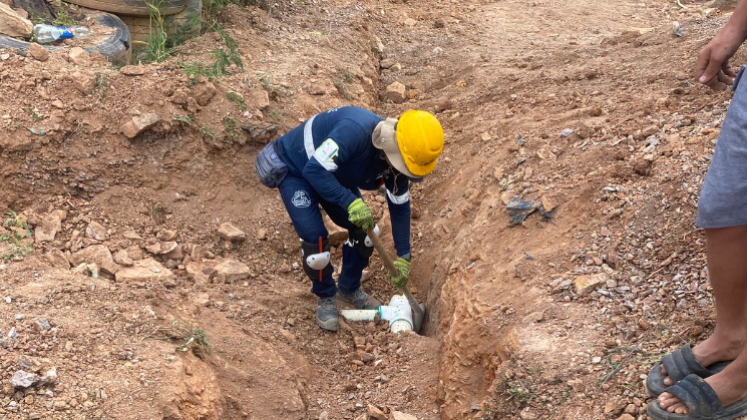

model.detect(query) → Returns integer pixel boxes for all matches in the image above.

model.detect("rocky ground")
[0,0,743,419]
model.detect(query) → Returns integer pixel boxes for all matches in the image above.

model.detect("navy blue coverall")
[276,107,412,298]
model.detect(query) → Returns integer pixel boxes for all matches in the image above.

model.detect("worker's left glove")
[348,198,375,231]
[390,255,411,289]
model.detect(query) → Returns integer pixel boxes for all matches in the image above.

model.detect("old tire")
[119,0,201,43]
[65,0,188,16]
[0,11,131,66]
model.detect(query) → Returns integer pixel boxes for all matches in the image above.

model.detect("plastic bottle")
[33,24,91,44]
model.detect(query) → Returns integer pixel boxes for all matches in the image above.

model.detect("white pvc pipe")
[340,295,413,333]
[340,309,378,322]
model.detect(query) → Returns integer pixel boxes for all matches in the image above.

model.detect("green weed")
[226,92,246,111]
[1,211,33,262]
[148,319,213,359]
[145,1,172,62]
[52,9,78,27]
[173,115,193,125]
[223,116,239,139]
[26,108,44,122]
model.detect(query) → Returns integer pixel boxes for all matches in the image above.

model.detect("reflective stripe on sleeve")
[303,114,317,159]
[386,189,410,205]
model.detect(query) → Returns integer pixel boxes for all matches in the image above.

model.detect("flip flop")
[647,344,732,397]
[647,374,747,420]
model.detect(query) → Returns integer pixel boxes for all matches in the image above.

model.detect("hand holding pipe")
[366,229,425,332]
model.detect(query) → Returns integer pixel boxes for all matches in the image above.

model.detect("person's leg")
[658,226,747,413]
[321,193,381,309]
[279,175,341,331]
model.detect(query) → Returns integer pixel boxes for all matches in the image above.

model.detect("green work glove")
[391,256,411,289]
[347,198,374,231]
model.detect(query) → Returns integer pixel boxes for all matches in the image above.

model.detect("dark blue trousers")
[279,174,370,298]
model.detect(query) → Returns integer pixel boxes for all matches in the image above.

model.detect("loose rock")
[574,273,609,296]
[115,259,175,283]
[218,223,246,242]
[11,371,40,389]
[212,259,252,283]
[392,412,418,420]
[121,113,161,139]
[385,81,407,104]
[71,245,119,276]
[68,47,90,66]
[27,43,49,62]
[85,221,107,241]
[71,71,95,95]
[190,81,217,106]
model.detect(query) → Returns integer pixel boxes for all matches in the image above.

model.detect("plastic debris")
[507,196,556,226]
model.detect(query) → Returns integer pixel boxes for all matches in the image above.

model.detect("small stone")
[560,128,574,138]
[115,259,175,283]
[641,125,659,137]
[616,414,635,420]
[52,99,64,109]
[11,371,40,389]
[35,210,65,242]
[121,113,161,139]
[71,71,95,94]
[113,250,134,267]
[522,311,544,323]
[361,353,375,363]
[380,58,396,69]
[624,404,637,414]
[404,17,417,26]
[318,412,329,420]
[34,319,51,331]
[85,221,107,241]
[257,228,268,241]
[368,404,387,420]
[385,81,407,104]
[280,329,296,343]
[392,412,418,420]
[120,65,146,76]
[212,259,252,283]
[190,81,217,106]
[71,245,119,276]
[574,273,609,295]
[68,47,90,66]
[218,223,246,242]
[28,43,49,62]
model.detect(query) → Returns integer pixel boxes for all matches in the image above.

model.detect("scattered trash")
[33,24,90,44]
[506,196,556,226]
[560,128,574,138]
[28,127,46,136]
[673,21,682,37]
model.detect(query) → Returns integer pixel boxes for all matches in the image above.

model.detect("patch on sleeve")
[313,138,340,171]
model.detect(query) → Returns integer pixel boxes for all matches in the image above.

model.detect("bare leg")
[659,226,747,413]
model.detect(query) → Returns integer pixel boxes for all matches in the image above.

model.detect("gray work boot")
[315,297,340,332]
[338,287,382,310]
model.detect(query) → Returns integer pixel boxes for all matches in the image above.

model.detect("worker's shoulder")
[323,106,383,128]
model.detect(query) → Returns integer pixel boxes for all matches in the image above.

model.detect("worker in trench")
[647,1,747,419]
[255,107,444,331]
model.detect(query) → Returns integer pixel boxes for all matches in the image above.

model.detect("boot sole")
[315,315,340,332]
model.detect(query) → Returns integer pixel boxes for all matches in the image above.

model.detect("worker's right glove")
[391,256,411,289]
[348,198,374,231]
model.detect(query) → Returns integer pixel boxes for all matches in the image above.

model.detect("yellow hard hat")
[395,110,444,177]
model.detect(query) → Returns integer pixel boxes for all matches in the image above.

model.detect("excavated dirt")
[0,0,742,419]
